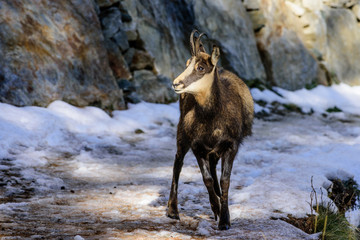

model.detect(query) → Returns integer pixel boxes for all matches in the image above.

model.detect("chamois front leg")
[192,143,221,221]
[218,143,238,230]
[167,138,189,220]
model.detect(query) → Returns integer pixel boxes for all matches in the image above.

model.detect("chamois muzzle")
[172,82,182,92]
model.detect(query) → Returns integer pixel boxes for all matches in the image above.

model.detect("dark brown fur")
[167,31,254,230]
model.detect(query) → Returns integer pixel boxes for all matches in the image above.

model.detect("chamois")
[166,30,254,230]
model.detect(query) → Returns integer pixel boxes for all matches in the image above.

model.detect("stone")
[96,0,120,8]
[322,8,360,85]
[125,29,138,41]
[123,48,136,66]
[125,92,142,104]
[257,28,319,90]
[100,7,122,38]
[120,11,132,23]
[298,11,327,55]
[0,0,124,109]
[247,10,266,31]
[122,21,138,41]
[117,79,136,92]
[285,1,305,16]
[243,0,260,10]
[352,4,360,20]
[104,39,131,80]
[132,70,177,103]
[322,0,350,7]
[130,49,154,71]
[302,0,324,11]
[112,30,129,52]
[345,0,358,7]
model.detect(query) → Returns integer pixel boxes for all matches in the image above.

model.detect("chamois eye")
[197,66,204,71]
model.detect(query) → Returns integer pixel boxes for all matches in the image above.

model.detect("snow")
[252,83,360,115]
[1,83,360,239]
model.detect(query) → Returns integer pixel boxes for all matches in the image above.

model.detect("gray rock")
[322,7,360,85]
[125,92,142,104]
[243,0,260,10]
[0,0,124,109]
[258,29,319,90]
[117,79,136,92]
[101,7,122,38]
[352,4,360,20]
[96,0,120,8]
[129,49,154,71]
[125,29,138,41]
[302,0,324,11]
[123,48,136,66]
[132,70,177,103]
[112,30,129,52]
[247,10,266,32]
[192,0,266,82]
[120,11,132,23]
[104,39,131,80]
[322,0,357,7]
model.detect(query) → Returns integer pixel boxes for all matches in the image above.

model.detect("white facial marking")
[172,58,196,93]
[184,67,215,94]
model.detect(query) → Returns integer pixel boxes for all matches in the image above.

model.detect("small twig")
[310,176,320,233]
[310,176,318,212]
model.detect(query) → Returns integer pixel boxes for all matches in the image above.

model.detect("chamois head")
[172,30,220,94]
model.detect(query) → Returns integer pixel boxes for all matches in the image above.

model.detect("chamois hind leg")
[208,151,221,196]
[167,137,189,220]
[209,153,221,221]
[218,143,238,230]
[192,144,221,221]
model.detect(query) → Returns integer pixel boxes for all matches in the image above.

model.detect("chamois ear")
[211,45,220,66]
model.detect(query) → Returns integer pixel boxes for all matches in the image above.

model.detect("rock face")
[1,0,360,108]
[122,0,195,79]
[122,0,266,82]
[243,0,360,89]
[252,0,320,90]
[0,0,124,109]
[97,0,178,104]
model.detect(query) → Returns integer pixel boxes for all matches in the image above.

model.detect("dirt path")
[2,113,357,239]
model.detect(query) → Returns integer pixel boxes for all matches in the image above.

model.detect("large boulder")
[252,0,319,90]
[192,0,266,82]
[0,0,124,109]
[321,7,360,86]
[257,28,319,90]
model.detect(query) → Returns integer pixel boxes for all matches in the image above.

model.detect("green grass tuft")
[315,204,358,240]
[326,106,342,113]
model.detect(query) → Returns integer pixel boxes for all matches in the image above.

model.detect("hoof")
[166,209,180,220]
[218,222,231,230]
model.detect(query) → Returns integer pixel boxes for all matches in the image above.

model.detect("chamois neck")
[194,67,221,110]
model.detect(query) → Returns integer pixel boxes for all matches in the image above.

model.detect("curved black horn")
[190,29,199,56]
[195,32,208,55]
